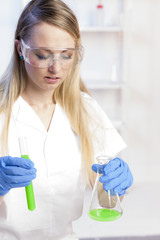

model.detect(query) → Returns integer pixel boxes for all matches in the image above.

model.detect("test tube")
[19,137,36,211]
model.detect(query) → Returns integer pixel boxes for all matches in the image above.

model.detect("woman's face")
[16,22,76,94]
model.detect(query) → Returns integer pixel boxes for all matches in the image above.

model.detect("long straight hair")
[0,0,96,187]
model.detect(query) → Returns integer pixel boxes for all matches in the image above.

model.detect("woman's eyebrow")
[35,49,54,54]
[34,48,75,54]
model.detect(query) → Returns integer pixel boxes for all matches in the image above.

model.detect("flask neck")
[96,155,113,165]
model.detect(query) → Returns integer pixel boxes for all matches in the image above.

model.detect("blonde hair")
[0,0,96,187]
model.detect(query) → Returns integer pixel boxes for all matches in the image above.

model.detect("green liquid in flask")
[89,209,121,221]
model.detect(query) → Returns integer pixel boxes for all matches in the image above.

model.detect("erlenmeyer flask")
[88,155,123,221]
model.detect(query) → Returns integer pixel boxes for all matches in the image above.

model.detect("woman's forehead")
[26,22,75,48]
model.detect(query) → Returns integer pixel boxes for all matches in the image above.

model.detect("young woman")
[0,0,133,239]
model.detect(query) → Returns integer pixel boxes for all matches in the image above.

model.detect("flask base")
[89,208,122,221]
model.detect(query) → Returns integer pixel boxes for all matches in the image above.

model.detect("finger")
[104,169,133,195]
[99,162,128,183]
[102,167,128,190]
[103,158,121,175]
[114,189,126,196]
[2,172,37,185]
[113,180,130,195]
[100,163,124,182]
[114,170,134,193]
[2,166,37,176]
[2,156,34,169]
[9,181,33,188]
[92,164,105,174]
[0,180,30,190]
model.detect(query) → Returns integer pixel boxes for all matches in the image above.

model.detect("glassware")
[19,136,36,211]
[20,39,84,69]
[88,155,123,221]
[96,0,105,26]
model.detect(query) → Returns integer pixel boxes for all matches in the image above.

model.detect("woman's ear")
[15,39,22,57]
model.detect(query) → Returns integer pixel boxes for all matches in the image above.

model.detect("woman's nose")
[48,60,61,73]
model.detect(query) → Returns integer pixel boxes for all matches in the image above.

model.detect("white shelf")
[84,80,126,90]
[80,26,124,33]
[78,0,128,139]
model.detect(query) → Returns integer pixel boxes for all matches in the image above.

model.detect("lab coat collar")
[12,96,58,135]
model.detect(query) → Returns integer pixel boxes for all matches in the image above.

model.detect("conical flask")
[89,155,123,221]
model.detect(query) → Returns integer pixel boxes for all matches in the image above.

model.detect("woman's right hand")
[0,156,37,196]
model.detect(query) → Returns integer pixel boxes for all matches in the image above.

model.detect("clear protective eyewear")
[20,39,84,69]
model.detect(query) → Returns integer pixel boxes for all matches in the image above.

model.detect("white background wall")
[123,0,160,184]
[0,0,23,75]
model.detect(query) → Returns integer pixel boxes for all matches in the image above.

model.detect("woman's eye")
[61,54,72,60]
[61,50,73,60]
[36,54,50,60]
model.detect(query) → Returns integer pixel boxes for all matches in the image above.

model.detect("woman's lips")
[45,76,60,83]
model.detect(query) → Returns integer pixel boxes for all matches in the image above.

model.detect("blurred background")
[0,0,160,239]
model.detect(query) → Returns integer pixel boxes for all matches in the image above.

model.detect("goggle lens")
[21,39,84,69]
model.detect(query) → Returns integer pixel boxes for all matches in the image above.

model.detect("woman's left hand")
[92,158,133,196]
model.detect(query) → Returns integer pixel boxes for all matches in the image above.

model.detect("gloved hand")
[0,156,37,196]
[92,157,133,196]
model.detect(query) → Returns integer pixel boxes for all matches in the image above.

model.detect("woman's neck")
[21,87,55,108]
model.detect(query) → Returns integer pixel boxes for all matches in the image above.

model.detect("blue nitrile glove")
[92,157,133,196]
[0,156,37,196]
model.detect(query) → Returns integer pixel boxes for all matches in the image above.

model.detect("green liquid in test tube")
[19,137,36,211]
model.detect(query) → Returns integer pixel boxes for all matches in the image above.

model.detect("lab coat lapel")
[12,97,47,134]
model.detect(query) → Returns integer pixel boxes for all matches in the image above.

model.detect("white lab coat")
[0,93,126,240]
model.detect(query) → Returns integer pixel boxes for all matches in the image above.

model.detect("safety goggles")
[20,39,84,69]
